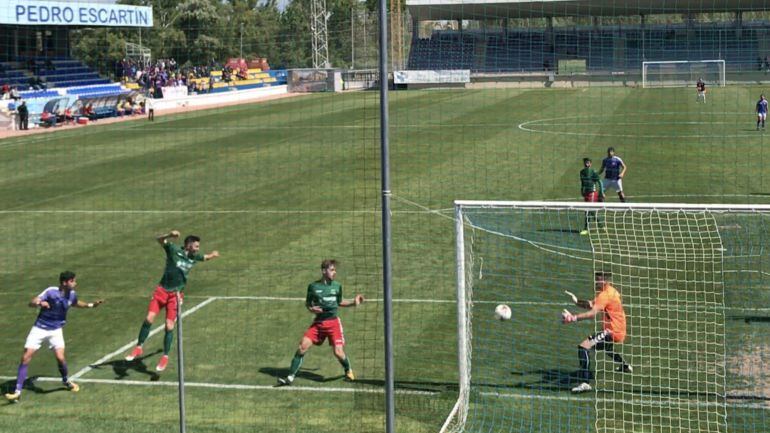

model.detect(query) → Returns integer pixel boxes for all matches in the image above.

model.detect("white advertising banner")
[394,70,470,84]
[1,0,153,27]
[161,86,188,99]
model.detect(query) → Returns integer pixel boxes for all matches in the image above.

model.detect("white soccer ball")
[494,304,511,321]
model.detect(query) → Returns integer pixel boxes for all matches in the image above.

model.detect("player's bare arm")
[29,296,50,309]
[75,299,104,309]
[574,305,601,321]
[203,250,220,261]
[340,294,365,307]
[619,161,627,178]
[156,230,180,245]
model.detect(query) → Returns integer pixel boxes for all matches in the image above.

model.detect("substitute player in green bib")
[125,230,219,371]
[580,157,605,235]
[278,259,364,386]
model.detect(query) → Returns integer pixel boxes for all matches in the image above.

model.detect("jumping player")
[562,272,631,393]
[598,147,627,202]
[696,77,706,103]
[579,158,605,235]
[124,231,219,371]
[278,259,364,386]
[5,271,104,402]
[757,94,768,130]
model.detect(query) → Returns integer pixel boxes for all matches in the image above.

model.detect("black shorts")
[586,330,614,351]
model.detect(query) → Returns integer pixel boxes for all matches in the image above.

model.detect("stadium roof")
[407,0,763,21]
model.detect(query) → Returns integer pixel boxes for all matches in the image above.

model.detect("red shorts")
[583,192,599,202]
[147,286,183,321]
[303,318,345,347]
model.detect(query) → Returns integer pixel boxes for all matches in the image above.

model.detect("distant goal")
[642,60,726,88]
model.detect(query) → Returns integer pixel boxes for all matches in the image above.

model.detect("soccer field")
[0,87,769,433]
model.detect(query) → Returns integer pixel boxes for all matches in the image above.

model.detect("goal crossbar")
[642,59,726,88]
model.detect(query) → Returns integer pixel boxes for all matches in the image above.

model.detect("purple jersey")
[758,99,768,114]
[34,287,77,330]
[601,156,624,180]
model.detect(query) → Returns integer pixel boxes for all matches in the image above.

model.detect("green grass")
[0,87,769,432]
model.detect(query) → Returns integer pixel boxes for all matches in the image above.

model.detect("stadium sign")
[394,70,471,84]
[2,0,153,27]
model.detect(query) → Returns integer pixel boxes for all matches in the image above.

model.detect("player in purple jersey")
[4,271,103,402]
[598,147,627,202]
[757,94,767,130]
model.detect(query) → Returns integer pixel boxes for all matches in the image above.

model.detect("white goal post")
[642,60,726,88]
[443,200,770,433]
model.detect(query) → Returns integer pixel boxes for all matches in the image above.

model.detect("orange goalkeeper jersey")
[593,284,627,343]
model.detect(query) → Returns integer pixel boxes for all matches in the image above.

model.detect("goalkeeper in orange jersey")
[562,272,632,393]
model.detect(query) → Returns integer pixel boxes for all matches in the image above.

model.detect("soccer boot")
[345,369,355,381]
[4,391,21,402]
[277,375,294,386]
[65,381,80,393]
[156,355,169,372]
[125,346,143,361]
[571,382,592,393]
[616,364,633,374]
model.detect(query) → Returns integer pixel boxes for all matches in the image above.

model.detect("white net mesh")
[446,202,770,433]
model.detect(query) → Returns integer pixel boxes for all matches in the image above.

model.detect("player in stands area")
[696,77,706,103]
[562,272,631,393]
[598,147,627,202]
[124,231,219,371]
[5,271,104,402]
[278,259,364,386]
[757,94,768,130]
[579,157,605,236]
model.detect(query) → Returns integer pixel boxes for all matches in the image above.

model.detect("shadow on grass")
[259,367,344,385]
[727,315,770,324]
[2,376,72,401]
[87,349,162,381]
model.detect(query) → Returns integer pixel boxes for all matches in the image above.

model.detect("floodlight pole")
[378,0,395,430]
[176,294,187,433]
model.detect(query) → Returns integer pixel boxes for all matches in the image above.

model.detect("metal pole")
[240,22,243,59]
[378,0,395,430]
[176,293,186,433]
[351,8,355,69]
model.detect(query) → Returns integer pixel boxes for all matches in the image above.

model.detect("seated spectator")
[63,107,74,124]
[1,83,9,98]
[237,68,248,80]
[10,86,20,100]
[122,100,134,114]
[44,59,55,72]
[40,110,57,127]
[83,103,95,120]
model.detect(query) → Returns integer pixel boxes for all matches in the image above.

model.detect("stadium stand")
[408,23,770,73]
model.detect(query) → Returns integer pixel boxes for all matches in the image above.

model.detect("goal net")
[642,60,726,88]
[444,201,770,433]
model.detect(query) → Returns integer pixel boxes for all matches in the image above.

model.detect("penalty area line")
[70,297,218,380]
[0,376,436,396]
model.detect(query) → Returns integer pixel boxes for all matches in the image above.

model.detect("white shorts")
[24,326,65,350]
[759,113,767,120]
[603,179,623,192]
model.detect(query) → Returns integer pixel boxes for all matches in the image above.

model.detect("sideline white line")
[70,297,218,380]
[0,376,435,396]
[0,210,436,214]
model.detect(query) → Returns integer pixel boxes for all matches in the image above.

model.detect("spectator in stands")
[209,75,214,93]
[2,84,9,99]
[17,101,28,130]
[44,59,55,72]
[10,86,20,100]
